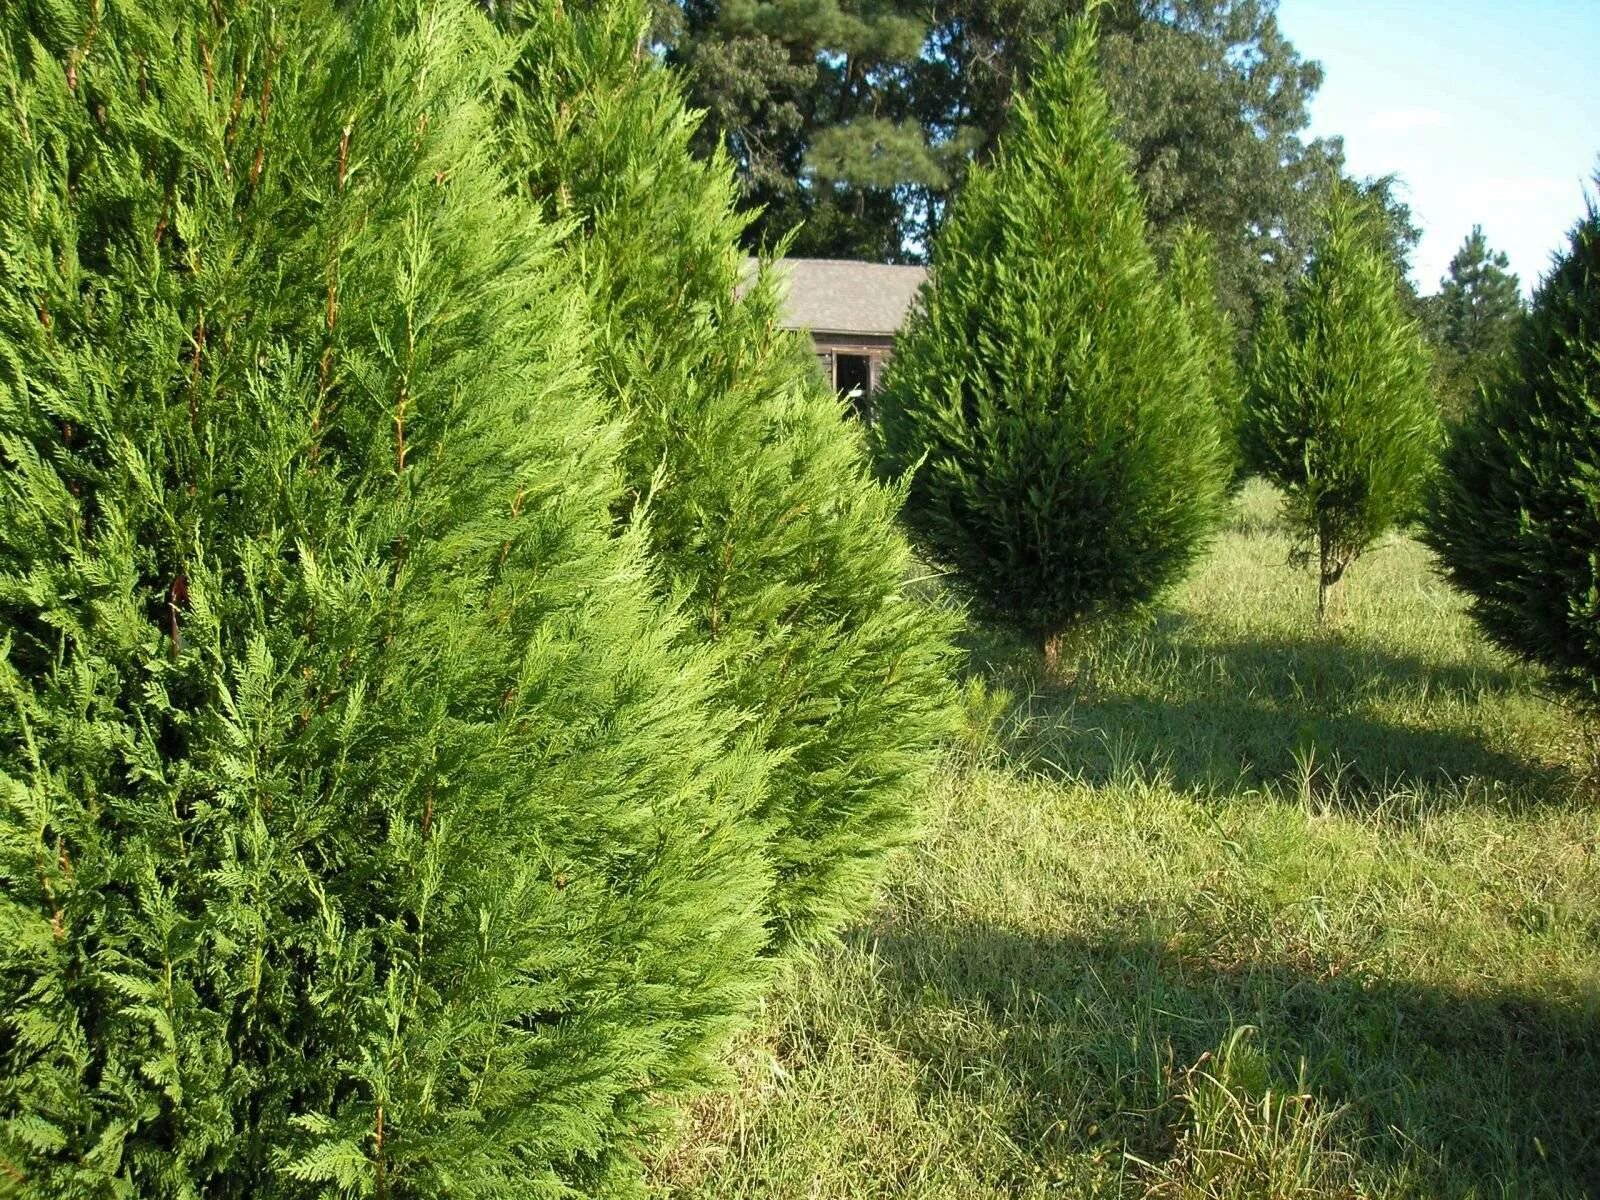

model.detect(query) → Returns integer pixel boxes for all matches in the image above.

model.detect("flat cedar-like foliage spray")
[496,0,959,947]
[1424,193,1600,714]
[0,2,771,1195]
[874,19,1229,666]
[1243,187,1436,625]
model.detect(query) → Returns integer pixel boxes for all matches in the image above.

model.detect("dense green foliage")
[1426,225,1524,423]
[876,21,1228,652]
[1168,224,1244,483]
[1423,199,1600,712]
[496,0,957,947]
[0,2,773,1194]
[1244,189,1436,622]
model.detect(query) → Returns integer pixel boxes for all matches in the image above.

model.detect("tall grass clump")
[0,3,772,1195]
[874,19,1229,672]
[495,0,958,947]
[1424,189,1600,720]
[1244,187,1436,625]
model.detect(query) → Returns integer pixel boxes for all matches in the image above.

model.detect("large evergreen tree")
[875,18,1229,667]
[1423,197,1600,714]
[0,2,770,1194]
[1243,188,1436,623]
[495,0,957,946]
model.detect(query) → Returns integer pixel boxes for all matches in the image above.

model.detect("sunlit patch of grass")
[650,481,1600,1200]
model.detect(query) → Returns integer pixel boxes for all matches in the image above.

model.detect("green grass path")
[654,483,1600,1199]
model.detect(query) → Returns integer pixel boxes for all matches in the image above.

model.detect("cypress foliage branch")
[0,2,771,1194]
[1169,223,1245,487]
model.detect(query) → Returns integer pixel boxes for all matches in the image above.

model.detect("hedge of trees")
[0,0,952,1194]
[1,0,1595,1195]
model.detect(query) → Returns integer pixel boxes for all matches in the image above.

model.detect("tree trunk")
[1318,537,1347,627]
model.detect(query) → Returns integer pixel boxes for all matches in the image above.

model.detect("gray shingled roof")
[751,258,927,337]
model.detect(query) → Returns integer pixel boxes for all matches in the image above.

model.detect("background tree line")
[650,0,1415,324]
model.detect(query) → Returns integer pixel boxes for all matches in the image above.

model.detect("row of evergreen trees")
[0,1,954,1195]
[876,18,1598,718]
[874,19,1430,650]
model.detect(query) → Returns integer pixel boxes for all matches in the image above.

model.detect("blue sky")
[1275,0,1598,297]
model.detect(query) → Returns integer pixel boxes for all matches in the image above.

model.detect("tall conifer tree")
[495,1,957,946]
[875,19,1229,667]
[1244,188,1436,624]
[1423,197,1600,714]
[0,2,770,1194]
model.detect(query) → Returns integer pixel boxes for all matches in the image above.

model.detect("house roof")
[751,258,927,337]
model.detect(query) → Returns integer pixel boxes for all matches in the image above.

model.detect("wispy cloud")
[1366,106,1448,134]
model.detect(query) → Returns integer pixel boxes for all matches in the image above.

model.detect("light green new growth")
[0,3,771,1195]
[496,0,959,948]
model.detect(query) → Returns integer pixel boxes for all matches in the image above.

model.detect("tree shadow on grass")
[961,615,1563,807]
[850,915,1600,1198]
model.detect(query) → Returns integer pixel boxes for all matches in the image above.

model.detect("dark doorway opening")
[835,353,873,419]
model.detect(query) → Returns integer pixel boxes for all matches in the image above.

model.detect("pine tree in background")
[1168,223,1245,486]
[0,3,771,1195]
[1243,187,1436,625]
[1427,225,1524,423]
[1423,196,1600,716]
[874,19,1229,670]
[494,0,957,947]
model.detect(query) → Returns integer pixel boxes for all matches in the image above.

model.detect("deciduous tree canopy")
[660,0,1353,321]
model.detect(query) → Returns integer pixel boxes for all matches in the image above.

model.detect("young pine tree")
[1169,223,1245,486]
[1429,224,1525,423]
[495,0,958,947]
[0,3,770,1196]
[1243,188,1436,624]
[875,19,1229,667]
[1423,195,1600,715]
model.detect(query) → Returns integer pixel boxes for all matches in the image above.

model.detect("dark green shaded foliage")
[1168,223,1245,486]
[0,2,770,1195]
[1423,196,1600,713]
[875,21,1229,647]
[495,0,959,947]
[1243,188,1436,622]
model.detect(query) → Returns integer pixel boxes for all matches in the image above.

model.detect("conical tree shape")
[1244,187,1436,624]
[875,19,1229,655]
[1169,223,1245,487]
[1423,195,1600,712]
[496,0,958,947]
[0,3,770,1195]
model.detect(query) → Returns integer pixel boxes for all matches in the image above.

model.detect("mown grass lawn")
[651,481,1600,1200]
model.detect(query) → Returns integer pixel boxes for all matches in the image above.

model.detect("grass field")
[650,481,1600,1200]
